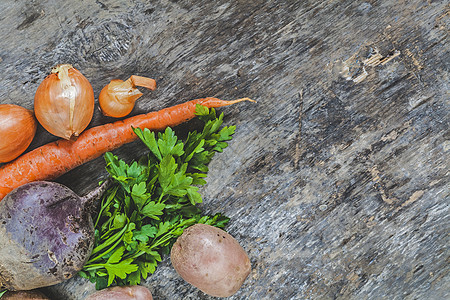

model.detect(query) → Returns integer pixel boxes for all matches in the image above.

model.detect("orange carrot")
[0,97,254,200]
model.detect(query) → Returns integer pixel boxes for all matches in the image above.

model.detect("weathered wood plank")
[0,0,448,299]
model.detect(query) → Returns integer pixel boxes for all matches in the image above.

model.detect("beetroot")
[0,180,109,291]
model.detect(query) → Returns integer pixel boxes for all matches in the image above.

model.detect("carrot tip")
[228,97,257,104]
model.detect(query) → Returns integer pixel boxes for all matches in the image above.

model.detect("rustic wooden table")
[0,1,448,299]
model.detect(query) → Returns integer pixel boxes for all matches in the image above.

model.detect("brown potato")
[84,285,153,300]
[170,223,251,297]
[1,289,50,299]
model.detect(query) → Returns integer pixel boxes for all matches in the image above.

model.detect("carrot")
[0,97,254,201]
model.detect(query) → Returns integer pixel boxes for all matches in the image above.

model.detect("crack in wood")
[294,89,304,169]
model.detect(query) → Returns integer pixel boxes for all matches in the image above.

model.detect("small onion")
[99,75,156,118]
[0,104,37,163]
[34,64,95,140]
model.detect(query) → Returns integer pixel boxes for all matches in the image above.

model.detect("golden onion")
[34,64,95,140]
[0,104,37,163]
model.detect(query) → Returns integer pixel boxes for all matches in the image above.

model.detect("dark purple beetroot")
[0,180,109,291]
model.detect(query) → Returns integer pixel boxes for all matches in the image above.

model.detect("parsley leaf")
[141,201,165,220]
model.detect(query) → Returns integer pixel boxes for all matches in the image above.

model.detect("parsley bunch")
[79,105,234,289]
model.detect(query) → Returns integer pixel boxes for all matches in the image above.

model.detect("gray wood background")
[0,1,448,299]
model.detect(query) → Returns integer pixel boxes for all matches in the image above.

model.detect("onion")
[0,104,37,163]
[99,75,156,118]
[34,64,95,140]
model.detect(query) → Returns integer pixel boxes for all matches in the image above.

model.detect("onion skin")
[0,104,37,163]
[34,64,95,140]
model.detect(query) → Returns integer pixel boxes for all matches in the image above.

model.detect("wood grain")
[0,1,448,299]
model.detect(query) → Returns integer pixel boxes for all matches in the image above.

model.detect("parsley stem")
[157,192,165,204]
[151,232,175,249]
[82,264,106,271]
[94,186,118,228]
[86,237,122,265]
[100,219,117,240]
[87,225,128,264]
[124,250,146,260]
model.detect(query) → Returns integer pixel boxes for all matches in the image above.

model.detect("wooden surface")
[0,1,449,299]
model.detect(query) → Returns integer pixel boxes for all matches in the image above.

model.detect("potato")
[1,289,50,299]
[84,285,153,300]
[170,224,251,297]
